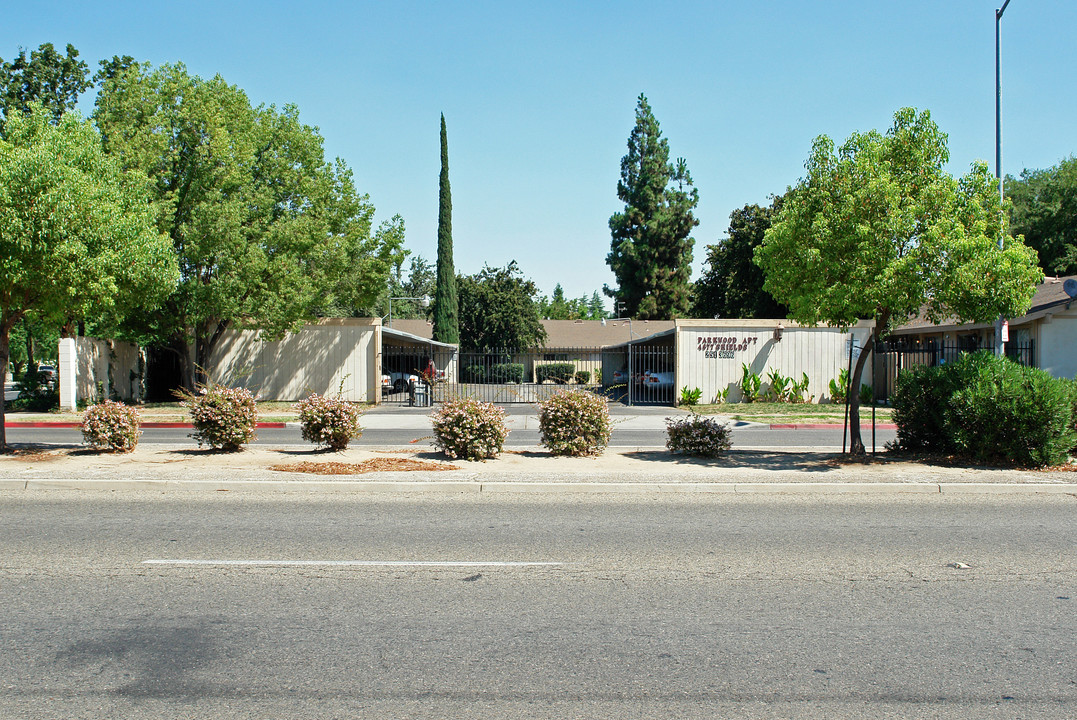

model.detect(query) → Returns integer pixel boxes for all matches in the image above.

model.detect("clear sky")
[4,1,1075,308]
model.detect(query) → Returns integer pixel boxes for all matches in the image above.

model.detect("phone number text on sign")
[698,335,758,359]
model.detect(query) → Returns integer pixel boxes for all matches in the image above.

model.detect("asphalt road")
[1,491,1073,719]
[3,423,897,451]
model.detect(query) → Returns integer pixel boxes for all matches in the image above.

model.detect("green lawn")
[690,401,893,424]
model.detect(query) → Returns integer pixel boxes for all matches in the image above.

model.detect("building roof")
[381,325,458,349]
[383,318,676,348]
[892,275,1075,335]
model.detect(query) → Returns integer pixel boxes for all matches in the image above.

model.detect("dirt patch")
[4,448,62,462]
[268,458,459,475]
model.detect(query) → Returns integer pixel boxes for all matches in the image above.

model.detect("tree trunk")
[847,313,889,456]
[170,333,195,393]
[1,322,12,452]
[194,319,229,389]
[846,336,873,455]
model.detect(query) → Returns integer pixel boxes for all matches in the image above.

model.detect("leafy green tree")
[755,107,1041,455]
[539,285,607,320]
[606,94,698,320]
[93,61,404,387]
[458,262,548,352]
[433,114,459,343]
[587,291,608,320]
[0,42,90,129]
[362,253,435,321]
[1007,156,1077,274]
[0,104,178,449]
[694,196,789,319]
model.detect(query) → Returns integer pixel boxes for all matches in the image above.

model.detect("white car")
[640,370,674,390]
[382,369,419,393]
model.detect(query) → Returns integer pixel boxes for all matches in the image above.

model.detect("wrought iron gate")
[380,344,675,406]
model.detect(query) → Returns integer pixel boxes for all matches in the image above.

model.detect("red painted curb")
[4,421,288,429]
[769,423,897,430]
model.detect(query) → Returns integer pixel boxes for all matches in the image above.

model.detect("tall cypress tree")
[432,113,459,343]
[605,94,699,320]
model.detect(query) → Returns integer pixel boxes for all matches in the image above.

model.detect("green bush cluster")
[81,400,141,453]
[430,396,509,460]
[295,393,363,450]
[178,385,258,451]
[538,390,612,456]
[463,363,525,384]
[665,413,732,458]
[9,366,59,411]
[574,370,591,385]
[536,363,575,384]
[891,352,1077,467]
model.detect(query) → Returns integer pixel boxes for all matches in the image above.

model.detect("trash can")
[410,382,430,407]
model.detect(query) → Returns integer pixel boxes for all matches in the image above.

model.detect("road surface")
[1,490,1073,719]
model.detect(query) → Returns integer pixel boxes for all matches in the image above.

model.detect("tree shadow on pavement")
[624,449,840,473]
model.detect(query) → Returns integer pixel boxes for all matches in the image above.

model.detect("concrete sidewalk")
[2,440,1075,495]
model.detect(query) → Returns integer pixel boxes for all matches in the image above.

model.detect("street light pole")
[994,0,1012,357]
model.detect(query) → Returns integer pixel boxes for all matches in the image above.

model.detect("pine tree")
[432,113,459,343]
[605,94,699,320]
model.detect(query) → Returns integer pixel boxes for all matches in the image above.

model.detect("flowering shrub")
[178,385,258,451]
[538,390,612,456]
[665,414,732,458]
[81,400,141,453]
[295,393,363,450]
[430,397,509,460]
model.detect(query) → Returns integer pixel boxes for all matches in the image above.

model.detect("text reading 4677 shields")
[697,335,759,359]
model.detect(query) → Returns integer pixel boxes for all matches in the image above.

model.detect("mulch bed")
[268,457,458,475]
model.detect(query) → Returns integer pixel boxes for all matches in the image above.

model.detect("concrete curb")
[2,478,1074,495]
[4,421,288,429]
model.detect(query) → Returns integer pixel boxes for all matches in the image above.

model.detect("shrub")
[828,369,849,404]
[679,386,702,406]
[891,351,1077,467]
[295,393,363,450]
[538,390,612,456]
[665,414,732,458]
[81,400,141,453]
[790,373,813,403]
[536,362,575,384]
[739,363,762,403]
[489,363,525,383]
[10,366,59,412]
[430,396,509,460]
[764,369,792,402]
[574,370,591,385]
[178,385,258,451]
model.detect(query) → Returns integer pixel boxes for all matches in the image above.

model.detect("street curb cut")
[2,478,1074,495]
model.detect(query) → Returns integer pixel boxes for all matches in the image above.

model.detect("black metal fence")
[870,340,1035,403]
[380,344,676,406]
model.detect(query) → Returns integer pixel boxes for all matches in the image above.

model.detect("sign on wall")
[696,335,759,359]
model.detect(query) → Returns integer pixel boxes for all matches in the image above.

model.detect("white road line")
[142,559,562,567]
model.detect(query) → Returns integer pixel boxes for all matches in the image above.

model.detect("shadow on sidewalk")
[626,449,840,473]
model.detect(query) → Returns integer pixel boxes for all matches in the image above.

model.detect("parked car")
[612,367,643,385]
[36,364,56,383]
[639,370,674,390]
[382,368,419,393]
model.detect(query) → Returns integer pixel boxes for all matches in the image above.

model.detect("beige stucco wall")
[74,337,144,404]
[206,318,380,402]
[1035,309,1077,380]
[675,319,875,404]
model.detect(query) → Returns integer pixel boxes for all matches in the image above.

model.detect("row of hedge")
[461,363,596,385]
[891,352,1077,467]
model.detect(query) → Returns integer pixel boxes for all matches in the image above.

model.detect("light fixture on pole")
[994,0,1012,357]
[386,296,430,328]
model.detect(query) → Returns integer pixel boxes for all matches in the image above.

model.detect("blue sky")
[5,1,1075,308]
